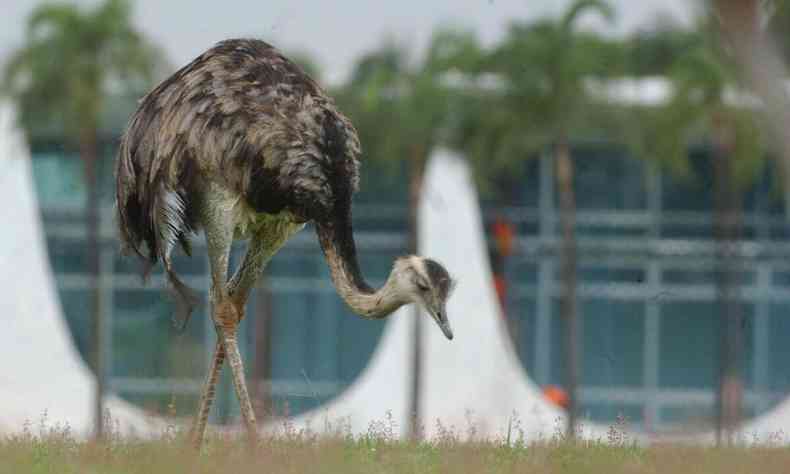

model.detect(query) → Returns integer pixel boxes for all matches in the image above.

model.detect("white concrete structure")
[0,103,160,437]
[282,150,604,440]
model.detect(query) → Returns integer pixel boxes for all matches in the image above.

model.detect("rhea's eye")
[417,280,429,292]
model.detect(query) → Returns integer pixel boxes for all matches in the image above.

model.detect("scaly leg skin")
[190,339,225,448]
[193,193,272,449]
[214,299,259,446]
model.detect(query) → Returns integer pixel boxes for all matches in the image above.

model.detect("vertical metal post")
[535,261,553,386]
[754,265,771,414]
[643,261,661,432]
[99,217,114,413]
[252,275,273,419]
[86,156,103,439]
[643,165,662,431]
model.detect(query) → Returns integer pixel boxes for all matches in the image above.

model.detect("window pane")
[112,289,205,378]
[509,296,537,378]
[768,303,790,393]
[659,302,717,389]
[58,288,92,366]
[48,238,88,274]
[582,300,644,387]
[572,147,646,211]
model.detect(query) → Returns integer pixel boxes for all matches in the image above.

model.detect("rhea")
[115,39,454,447]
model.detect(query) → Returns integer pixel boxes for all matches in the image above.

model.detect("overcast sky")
[1,0,698,85]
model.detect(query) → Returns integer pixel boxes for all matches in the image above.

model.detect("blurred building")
[29,100,790,433]
[488,144,788,433]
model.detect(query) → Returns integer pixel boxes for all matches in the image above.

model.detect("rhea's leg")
[200,199,259,445]
[213,298,258,443]
[216,226,302,427]
[190,193,259,447]
[189,303,257,447]
[190,340,225,448]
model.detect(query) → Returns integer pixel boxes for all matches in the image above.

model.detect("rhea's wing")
[116,38,326,258]
[115,38,362,329]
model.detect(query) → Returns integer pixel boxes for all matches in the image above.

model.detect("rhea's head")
[390,256,455,340]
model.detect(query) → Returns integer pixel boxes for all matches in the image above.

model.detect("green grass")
[2,415,790,474]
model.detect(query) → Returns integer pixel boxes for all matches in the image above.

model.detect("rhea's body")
[117,39,358,266]
[115,38,454,447]
[116,39,366,323]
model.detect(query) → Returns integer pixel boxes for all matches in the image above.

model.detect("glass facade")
[31,139,790,432]
[499,145,790,433]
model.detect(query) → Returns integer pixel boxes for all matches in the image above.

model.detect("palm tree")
[648,30,765,444]
[713,0,790,210]
[3,0,163,437]
[466,0,617,436]
[625,23,703,76]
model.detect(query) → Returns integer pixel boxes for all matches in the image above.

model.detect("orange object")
[492,217,515,257]
[543,385,569,409]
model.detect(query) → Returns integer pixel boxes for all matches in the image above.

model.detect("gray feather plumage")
[115,38,363,327]
[116,38,361,257]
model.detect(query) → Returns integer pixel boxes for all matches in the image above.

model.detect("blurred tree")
[3,0,164,438]
[462,0,619,437]
[334,29,482,437]
[766,0,790,64]
[712,0,790,207]
[650,25,765,444]
[625,24,703,76]
[646,37,765,184]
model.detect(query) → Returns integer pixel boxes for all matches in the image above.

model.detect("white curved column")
[0,103,160,437]
[416,150,566,439]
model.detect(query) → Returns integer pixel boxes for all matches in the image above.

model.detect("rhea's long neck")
[315,213,408,319]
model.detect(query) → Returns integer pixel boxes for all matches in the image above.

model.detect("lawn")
[3,417,790,474]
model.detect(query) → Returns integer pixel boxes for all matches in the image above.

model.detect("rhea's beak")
[431,306,453,340]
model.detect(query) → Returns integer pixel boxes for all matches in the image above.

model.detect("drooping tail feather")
[152,185,202,331]
[115,131,148,261]
[166,267,201,332]
[115,131,201,331]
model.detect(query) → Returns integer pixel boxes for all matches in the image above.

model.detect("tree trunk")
[407,149,425,440]
[81,130,104,439]
[555,140,579,439]
[712,132,743,446]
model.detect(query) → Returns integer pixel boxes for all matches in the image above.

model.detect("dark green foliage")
[333,28,480,180]
[626,24,704,76]
[453,0,625,198]
[628,21,767,188]
[3,0,165,141]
